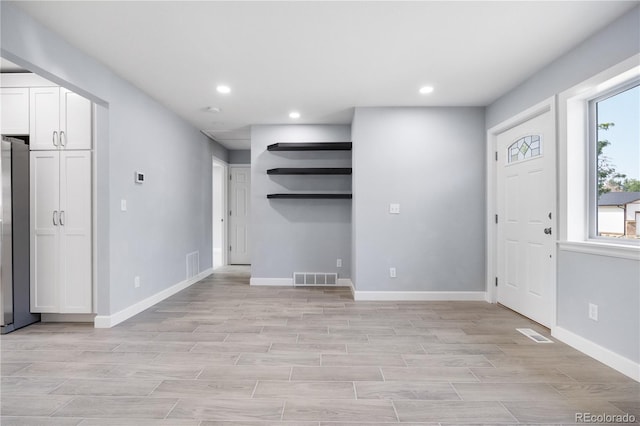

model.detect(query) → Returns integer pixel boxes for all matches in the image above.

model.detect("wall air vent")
[186,251,200,280]
[293,272,338,286]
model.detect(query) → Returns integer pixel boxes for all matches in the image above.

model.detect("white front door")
[229,167,250,264]
[496,109,555,327]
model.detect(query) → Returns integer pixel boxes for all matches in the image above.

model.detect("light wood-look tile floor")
[1,266,638,425]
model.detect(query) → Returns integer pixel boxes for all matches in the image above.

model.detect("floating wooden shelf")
[267,142,352,151]
[267,193,352,199]
[267,168,352,175]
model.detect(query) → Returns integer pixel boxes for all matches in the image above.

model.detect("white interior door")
[496,110,555,327]
[229,166,250,264]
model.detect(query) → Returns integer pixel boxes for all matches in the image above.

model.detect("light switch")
[389,203,400,214]
[121,199,127,211]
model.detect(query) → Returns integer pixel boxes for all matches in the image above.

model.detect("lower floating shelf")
[267,193,352,199]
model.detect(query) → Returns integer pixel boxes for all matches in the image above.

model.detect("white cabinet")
[60,89,92,150]
[30,150,92,313]
[30,87,91,150]
[0,88,29,135]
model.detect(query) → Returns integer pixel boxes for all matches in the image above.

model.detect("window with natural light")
[592,83,640,240]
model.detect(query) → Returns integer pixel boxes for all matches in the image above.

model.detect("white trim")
[41,313,96,323]
[250,277,293,286]
[94,268,213,328]
[337,278,352,288]
[486,96,557,332]
[0,73,57,87]
[352,291,487,302]
[250,277,353,287]
[558,55,640,243]
[552,326,640,382]
[92,104,98,314]
[558,241,640,261]
[212,156,228,269]
[228,163,251,166]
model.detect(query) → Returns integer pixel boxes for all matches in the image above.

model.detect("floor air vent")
[516,328,553,343]
[293,272,338,286]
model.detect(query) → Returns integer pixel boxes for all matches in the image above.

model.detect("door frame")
[486,96,557,328]
[212,156,229,269]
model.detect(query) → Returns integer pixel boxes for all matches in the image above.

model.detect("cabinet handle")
[60,211,65,226]
[53,210,58,226]
[53,131,59,147]
[60,131,66,147]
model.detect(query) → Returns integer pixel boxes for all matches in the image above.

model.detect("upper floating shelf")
[267,168,352,175]
[267,142,352,151]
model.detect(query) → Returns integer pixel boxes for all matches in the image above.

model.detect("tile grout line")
[163,398,181,420]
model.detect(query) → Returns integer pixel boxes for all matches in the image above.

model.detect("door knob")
[544,227,552,235]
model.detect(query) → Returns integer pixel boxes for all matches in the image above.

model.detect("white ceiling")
[11,1,638,150]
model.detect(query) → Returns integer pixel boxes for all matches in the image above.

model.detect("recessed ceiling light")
[289,111,301,119]
[216,85,231,94]
[419,86,434,94]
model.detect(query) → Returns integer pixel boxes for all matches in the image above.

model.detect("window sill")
[558,241,640,261]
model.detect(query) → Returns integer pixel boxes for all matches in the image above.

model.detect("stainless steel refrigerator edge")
[1,136,40,333]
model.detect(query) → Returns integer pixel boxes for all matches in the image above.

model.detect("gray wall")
[558,251,640,363]
[251,125,352,279]
[487,6,640,128]
[208,138,230,164]
[2,3,229,315]
[229,150,251,165]
[352,107,486,292]
[486,7,640,363]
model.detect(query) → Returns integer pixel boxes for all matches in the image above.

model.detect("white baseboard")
[94,268,213,328]
[352,290,487,301]
[250,277,353,287]
[41,313,96,323]
[250,277,293,286]
[337,278,352,288]
[552,326,640,382]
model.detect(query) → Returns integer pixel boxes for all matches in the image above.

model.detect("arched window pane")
[507,135,543,163]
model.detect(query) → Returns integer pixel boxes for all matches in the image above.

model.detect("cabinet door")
[0,88,29,135]
[29,87,60,150]
[59,151,92,313]
[30,151,60,312]
[60,89,92,150]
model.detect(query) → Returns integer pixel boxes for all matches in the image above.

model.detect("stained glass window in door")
[508,135,542,163]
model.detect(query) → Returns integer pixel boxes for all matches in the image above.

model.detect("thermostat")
[135,171,144,184]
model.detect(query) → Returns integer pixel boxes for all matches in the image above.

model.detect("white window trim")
[558,54,640,259]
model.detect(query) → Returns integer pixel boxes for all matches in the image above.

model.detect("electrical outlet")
[389,267,397,278]
[134,276,140,288]
[389,203,400,214]
[588,303,598,321]
[336,258,342,268]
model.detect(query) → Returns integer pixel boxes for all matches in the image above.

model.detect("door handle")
[53,131,59,147]
[60,211,65,226]
[544,227,552,235]
[53,210,58,226]
[60,131,66,147]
